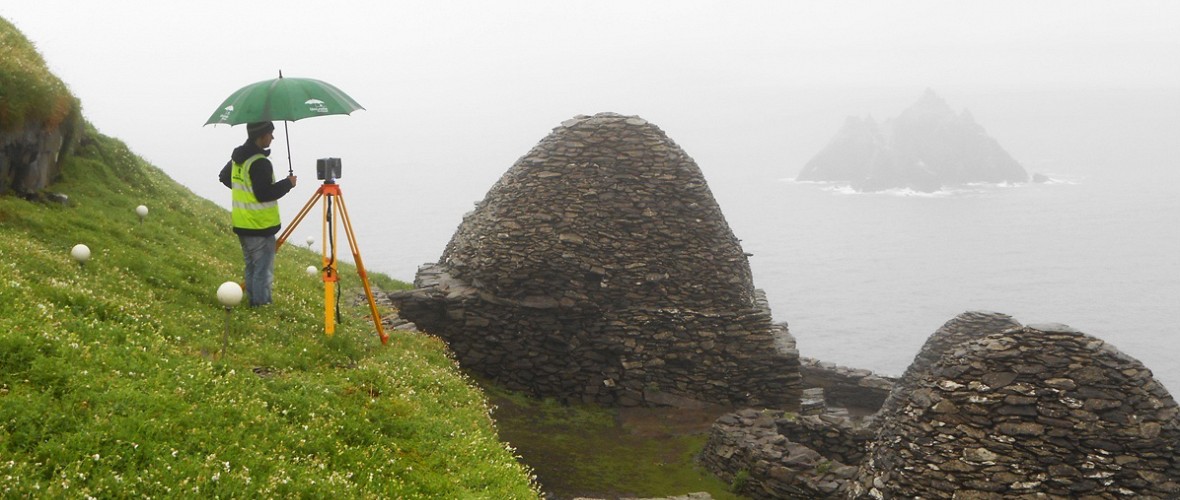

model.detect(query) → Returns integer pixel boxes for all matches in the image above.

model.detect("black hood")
[231,141,270,165]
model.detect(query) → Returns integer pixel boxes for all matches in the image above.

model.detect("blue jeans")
[238,234,276,306]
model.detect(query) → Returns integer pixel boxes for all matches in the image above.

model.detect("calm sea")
[720,173,1180,393]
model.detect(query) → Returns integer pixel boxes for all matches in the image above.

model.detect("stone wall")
[776,413,874,466]
[394,265,800,408]
[699,408,859,499]
[390,113,801,407]
[876,310,1022,417]
[701,315,1180,498]
[799,358,895,412]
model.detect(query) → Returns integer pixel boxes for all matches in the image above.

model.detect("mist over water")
[727,173,1180,393]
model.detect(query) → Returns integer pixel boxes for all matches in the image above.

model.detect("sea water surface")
[716,170,1180,393]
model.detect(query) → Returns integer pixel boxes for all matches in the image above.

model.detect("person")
[218,121,297,307]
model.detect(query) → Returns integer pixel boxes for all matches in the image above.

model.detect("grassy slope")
[0,123,539,497]
[0,17,77,132]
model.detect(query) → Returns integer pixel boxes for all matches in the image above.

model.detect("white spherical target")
[306,265,318,276]
[306,236,315,246]
[216,281,244,307]
[70,244,91,263]
[136,205,149,218]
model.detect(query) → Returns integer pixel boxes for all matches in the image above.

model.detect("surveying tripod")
[276,179,389,344]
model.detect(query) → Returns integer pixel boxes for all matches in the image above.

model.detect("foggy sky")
[3,1,1178,207]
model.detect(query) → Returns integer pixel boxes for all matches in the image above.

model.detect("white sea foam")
[874,187,956,198]
[1036,174,1081,185]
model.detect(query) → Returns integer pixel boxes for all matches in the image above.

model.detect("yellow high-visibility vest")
[230,154,280,230]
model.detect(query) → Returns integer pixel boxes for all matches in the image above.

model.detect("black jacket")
[218,141,294,236]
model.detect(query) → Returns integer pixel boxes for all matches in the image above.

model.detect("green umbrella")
[205,72,364,174]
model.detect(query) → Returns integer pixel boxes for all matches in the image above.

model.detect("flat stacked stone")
[440,112,755,311]
[851,323,1180,498]
[776,412,875,467]
[390,113,801,407]
[799,358,896,412]
[877,310,1022,416]
[700,409,858,499]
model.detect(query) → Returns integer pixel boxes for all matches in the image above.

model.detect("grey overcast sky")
[2,0,1178,205]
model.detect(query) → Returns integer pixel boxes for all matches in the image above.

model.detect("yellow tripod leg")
[325,271,336,336]
[323,191,338,336]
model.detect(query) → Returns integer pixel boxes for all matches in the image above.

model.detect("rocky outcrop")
[390,112,802,408]
[797,89,1028,192]
[1,125,70,196]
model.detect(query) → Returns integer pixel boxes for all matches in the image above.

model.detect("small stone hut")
[701,314,1180,498]
[852,323,1180,498]
[391,112,801,407]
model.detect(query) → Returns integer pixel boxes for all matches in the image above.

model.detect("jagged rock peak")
[903,88,955,116]
[797,89,1028,192]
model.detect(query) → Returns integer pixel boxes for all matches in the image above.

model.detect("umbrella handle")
[283,121,294,176]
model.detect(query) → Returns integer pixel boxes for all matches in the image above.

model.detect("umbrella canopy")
[204,75,364,126]
[205,74,364,175]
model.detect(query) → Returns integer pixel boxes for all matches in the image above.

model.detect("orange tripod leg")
[334,192,389,344]
[276,186,324,251]
[273,181,388,344]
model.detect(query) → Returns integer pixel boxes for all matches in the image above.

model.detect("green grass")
[0,124,539,498]
[486,386,742,499]
[0,17,79,133]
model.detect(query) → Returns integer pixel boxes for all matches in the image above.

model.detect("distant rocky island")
[797,89,1028,192]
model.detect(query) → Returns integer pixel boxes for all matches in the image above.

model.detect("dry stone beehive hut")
[702,314,1180,498]
[854,322,1180,498]
[390,112,801,407]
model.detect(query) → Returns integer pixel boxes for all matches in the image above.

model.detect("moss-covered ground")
[486,385,743,499]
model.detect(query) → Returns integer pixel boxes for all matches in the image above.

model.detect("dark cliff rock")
[1,124,74,196]
[798,89,1028,192]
